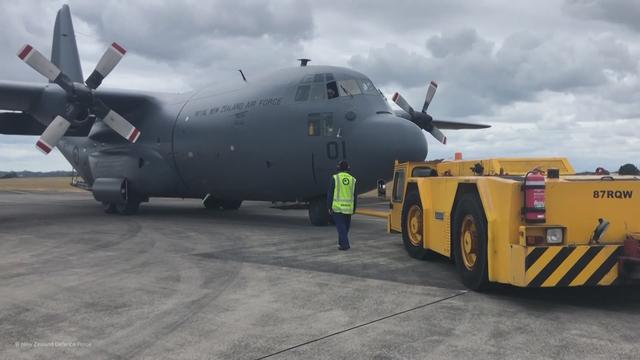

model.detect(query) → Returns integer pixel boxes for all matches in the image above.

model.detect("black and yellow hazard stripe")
[525,245,622,287]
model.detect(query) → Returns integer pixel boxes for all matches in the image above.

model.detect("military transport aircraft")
[0,5,489,225]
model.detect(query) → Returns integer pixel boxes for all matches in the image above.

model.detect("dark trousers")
[332,213,352,248]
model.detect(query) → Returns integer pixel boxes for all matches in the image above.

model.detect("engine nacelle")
[92,177,128,204]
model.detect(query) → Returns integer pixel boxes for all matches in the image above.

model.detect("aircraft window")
[307,113,334,136]
[309,84,327,101]
[326,81,339,99]
[392,170,406,202]
[301,74,326,84]
[301,74,315,83]
[326,73,334,81]
[359,79,378,94]
[338,79,362,97]
[295,85,310,102]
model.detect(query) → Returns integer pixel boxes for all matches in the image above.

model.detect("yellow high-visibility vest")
[332,172,356,214]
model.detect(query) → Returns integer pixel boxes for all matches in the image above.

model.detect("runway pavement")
[1,191,639,359]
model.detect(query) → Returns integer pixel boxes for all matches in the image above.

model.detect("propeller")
[17,42,139,154]
[392,81,447,144]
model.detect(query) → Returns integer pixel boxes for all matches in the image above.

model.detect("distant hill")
[0,171,74,179]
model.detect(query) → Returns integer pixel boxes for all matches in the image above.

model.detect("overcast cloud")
[0,0,638,171]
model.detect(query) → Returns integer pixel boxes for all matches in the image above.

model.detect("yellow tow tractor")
[387,157,640,290]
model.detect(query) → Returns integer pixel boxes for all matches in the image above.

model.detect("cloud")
[349,28,639,118]
[71,0,313,63]
[0,1,639,172]
[563,0,640,32]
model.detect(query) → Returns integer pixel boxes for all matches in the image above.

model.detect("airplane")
[0,5,489,225]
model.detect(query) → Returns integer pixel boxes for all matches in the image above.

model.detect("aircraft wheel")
[203,196,222,210]
[308,197,330,226]
[221,200,242,210]
[115,200,140,215]
[401,189,429,260]
[102,202,117,214]
[452,193,489,291]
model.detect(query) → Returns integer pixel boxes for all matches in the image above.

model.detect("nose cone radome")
[350,114,428,187]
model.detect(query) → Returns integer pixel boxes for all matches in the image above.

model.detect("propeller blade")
[17,45,61,82]
[94,100,140,142]
[429,126,447,145]
[422,81,438,113]
[391,92,415,117]
[36,115,71,154]
[85,42,127,90]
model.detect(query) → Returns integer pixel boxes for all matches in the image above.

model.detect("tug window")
[392,170,406,202]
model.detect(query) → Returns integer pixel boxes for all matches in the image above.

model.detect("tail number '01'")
[593,190,633,199]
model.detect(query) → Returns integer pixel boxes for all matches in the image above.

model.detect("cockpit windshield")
[294,73,379,102]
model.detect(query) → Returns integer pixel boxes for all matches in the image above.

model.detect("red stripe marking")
[18,45,33,60]
[430,81,438,87]
[36,140,52,154]
[392,92,399,101]
[128,128,140,142]
[111,42,127,55]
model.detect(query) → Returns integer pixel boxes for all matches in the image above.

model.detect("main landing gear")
[308,196,330,226]
[203,194,243,211]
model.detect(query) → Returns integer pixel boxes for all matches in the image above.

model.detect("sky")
[0,0,639,172]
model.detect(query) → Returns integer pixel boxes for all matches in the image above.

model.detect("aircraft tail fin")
[50,4,83,83]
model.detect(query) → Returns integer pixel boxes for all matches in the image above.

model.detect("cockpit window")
[309,84,326,101]
[359,79,378,94]
[300,73,333,84]
[326,81,339,99]
[295,85,310,101]
[337,79,362,97]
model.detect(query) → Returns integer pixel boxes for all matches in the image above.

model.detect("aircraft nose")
[349,114,428,183]
[362,113,428,162]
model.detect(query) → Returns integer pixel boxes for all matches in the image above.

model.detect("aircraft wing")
[0,80,168,136]
[431,119,490,130]
[0,81,45,112]
[393,109,490,130]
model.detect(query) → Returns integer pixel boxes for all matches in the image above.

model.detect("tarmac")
[1,191,639,359]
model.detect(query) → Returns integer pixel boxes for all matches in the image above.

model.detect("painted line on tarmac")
[254,290,468,360]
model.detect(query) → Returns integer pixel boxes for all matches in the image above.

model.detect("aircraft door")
[307,112,349,191]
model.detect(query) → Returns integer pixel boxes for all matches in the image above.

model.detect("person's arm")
[353,181,357,211]
[327,176,335,212]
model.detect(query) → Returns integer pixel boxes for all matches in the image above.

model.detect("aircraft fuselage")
[57,65,429,202]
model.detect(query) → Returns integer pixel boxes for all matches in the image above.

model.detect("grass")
[0,177,84,192]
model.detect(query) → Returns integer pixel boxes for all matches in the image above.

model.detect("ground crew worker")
[327,160,357,250]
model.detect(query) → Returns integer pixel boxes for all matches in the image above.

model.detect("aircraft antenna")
[297,58,311,67]
[238,69,247,82]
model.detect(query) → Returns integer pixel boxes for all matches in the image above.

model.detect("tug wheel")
[452,193,489,291]
[401,189,429,260]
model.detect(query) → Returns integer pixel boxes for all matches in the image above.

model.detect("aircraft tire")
[221,200,242,210]
[308,197,330,226]
[115,200,140,215]
[102,202,117,214]
[203,197,222,210]
[452,193,489,291]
